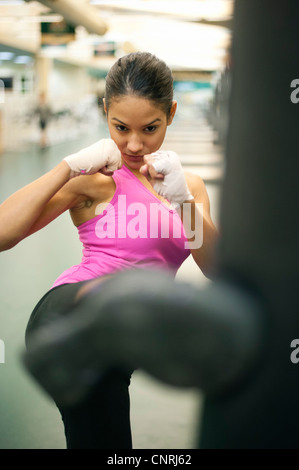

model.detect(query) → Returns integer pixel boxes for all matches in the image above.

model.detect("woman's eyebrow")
[111,118,162,126]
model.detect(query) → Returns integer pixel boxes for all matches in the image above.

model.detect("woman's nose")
[127,134,143,154]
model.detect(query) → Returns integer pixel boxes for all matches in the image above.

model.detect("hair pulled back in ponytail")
[104,52,174,118]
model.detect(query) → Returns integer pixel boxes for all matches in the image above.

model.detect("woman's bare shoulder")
[184,170,207,195]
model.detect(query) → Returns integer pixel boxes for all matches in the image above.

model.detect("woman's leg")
[26,280,133,449]
[58,368,133,449]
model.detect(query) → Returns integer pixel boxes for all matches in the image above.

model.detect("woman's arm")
[182,172,219,278]
[0,161,75,252]
[0,138,122,252]
[140,152,219,278]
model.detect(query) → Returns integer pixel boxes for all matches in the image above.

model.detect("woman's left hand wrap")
[141,151,193,210]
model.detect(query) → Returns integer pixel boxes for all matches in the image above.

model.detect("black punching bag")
[199,0,299,449]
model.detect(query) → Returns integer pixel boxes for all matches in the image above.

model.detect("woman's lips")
[123,154,144,162]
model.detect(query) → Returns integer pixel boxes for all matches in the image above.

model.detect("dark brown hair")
[104,52,174,118]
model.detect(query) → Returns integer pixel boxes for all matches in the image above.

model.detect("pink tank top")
[52,165,190,287]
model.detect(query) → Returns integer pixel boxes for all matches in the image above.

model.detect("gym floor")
[0,107,223,449]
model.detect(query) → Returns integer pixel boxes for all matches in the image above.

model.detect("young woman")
[0,52,218,449]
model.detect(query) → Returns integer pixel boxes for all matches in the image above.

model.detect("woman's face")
[105,95,177,171]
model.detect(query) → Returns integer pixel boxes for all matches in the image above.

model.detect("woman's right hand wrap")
[64,139,122,178]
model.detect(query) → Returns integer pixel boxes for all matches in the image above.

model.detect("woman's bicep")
[185,172,213,220]
[25,184,85,237]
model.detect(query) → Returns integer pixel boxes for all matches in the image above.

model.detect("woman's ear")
[103,98,107,115]
[168,101,177,125]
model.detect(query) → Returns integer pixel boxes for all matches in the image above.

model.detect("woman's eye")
[116,125,128,132]
[145,126,157,133]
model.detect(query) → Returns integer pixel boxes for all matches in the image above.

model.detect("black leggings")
[26,282,133,449]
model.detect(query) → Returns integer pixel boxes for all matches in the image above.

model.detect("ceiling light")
[0,52,15,60]
[14,55,34,64]
[0,1,24,4]
[89,0,233,21]
[0,17,15,22]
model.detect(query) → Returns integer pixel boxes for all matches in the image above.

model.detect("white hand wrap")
[64,139,122,178]
[151,151,193,210]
